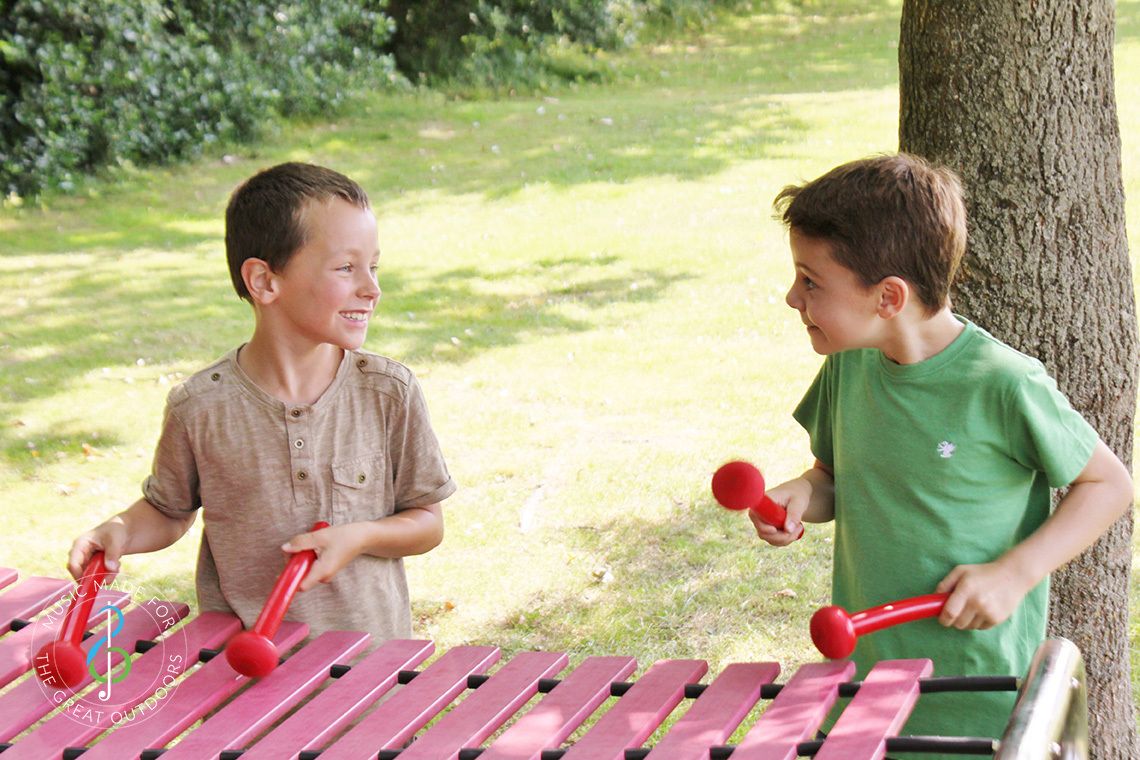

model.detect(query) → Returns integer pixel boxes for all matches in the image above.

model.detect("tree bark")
[899,2,1137,757]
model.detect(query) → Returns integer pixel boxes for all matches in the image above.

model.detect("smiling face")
[784,229,883,355]
[270,197,382,351]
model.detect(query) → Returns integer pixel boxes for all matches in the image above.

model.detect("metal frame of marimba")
[0,568,1088,759]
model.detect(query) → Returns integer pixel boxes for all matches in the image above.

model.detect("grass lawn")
[2,0,1138,736]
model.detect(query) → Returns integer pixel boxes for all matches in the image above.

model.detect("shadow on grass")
[0,252,693,466]
[430,509,832,665]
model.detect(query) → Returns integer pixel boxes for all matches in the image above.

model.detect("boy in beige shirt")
[69,162,455,643]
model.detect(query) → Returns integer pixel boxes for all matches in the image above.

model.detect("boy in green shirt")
[758,153,1132,749]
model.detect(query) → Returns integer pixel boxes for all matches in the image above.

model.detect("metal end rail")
[995,638,1088,760]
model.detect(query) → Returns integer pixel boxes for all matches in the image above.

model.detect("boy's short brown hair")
[225,162,370,302]
[773,153,967,314]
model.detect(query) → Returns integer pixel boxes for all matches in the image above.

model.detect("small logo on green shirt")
[937,441,956,458]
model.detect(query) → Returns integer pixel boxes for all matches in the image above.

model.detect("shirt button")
[357,473,367,483]
[294,439,304,449]
[290,408,302,418]
[357,359,367,368]
[210,372,221,381]
[297,470,308,481]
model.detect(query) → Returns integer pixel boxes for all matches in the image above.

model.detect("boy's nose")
[785,284,801,310]
[360,276,381,300]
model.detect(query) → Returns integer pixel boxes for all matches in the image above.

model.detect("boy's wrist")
[994,549,1045,593]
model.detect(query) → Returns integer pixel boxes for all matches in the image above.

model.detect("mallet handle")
[850,593,948,636]
[752,495,804,540]
[251,521,330,639]
[60,553,112,645]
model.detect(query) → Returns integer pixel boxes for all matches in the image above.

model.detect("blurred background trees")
[0,0,742,197]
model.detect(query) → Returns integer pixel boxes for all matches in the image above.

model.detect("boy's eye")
[802,277,816,290]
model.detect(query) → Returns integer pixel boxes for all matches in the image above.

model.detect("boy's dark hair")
[225,162,371,302]
[773,153,967,315]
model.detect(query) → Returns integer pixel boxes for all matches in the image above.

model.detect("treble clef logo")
[85,604,132,701]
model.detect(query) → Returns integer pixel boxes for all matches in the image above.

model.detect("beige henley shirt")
[143,347,456,644]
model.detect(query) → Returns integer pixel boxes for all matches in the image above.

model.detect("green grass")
[1,0,1138,735]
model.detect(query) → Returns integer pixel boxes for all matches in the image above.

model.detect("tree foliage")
[0,0,395,197]
[0,0,751,197]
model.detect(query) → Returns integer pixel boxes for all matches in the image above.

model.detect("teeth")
[342,313,368,322]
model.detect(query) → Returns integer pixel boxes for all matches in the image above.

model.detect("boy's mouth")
[341,311,370,323]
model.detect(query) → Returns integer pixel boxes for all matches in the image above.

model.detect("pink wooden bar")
[0,601,190,743]
[0,576,72,635]
[645,661,781,760]
[77,621,310,759]
[0,564,1058,759]
[1,611,243,759]
[559,658,708,760]
[399,650,569,760]
[240,638,436,759]
[0,569,16,591]
[477,655,638,760]
[156,629,370,759]
[0,590,129,689]
[320,645,502,760]
[729,660,855,760]
[815,659,933,760]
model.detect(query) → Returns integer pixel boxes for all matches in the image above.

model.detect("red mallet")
[225,521,330,678]
[711,460,804,540]
[810,592,949,659]
[35,552,116,688]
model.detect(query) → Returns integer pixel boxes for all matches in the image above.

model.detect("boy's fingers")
[935,565,965,594]
[282,530,324,553]
[937,591,956,625]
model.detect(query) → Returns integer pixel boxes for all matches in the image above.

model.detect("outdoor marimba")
[0,567,1088,759]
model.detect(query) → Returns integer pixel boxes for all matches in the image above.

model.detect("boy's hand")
[68,522,129,579]
[750,478,810,547]
[282,524,361,592]
[935,559,1033,630]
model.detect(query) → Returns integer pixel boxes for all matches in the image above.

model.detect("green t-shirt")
[794,318,1097,753]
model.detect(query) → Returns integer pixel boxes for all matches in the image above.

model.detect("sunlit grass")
[0,0,1137,733]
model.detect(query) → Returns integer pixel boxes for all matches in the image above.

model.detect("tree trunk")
[899,2,1137,757]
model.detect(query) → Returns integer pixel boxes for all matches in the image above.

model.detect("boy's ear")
[241,258,279,305]
[876,276,909,318]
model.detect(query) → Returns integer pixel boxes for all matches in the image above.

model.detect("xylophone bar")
[73,621,310,760]
[0,590,130,690]
[0,568,1086,760]
[154,630,372,759]
[0,595,169,743]
[0,576,73,638]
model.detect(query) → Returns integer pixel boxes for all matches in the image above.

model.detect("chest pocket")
[331,454,388,522]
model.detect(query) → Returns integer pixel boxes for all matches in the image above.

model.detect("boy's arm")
[752,460,835,546]
[937,439,1133,629]
[285,504,445,592]
[68,498,197,577]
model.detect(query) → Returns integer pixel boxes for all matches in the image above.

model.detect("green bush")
[0,0,395,197]
[384,0,738,89]
[0,0,755,197]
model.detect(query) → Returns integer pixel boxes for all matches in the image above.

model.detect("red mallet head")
[224,630,281,678]
[36,641,90,689]
[35,552,114,688]
[810,605,857,660]
[711,460,803,539]
[711,460,766,511]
